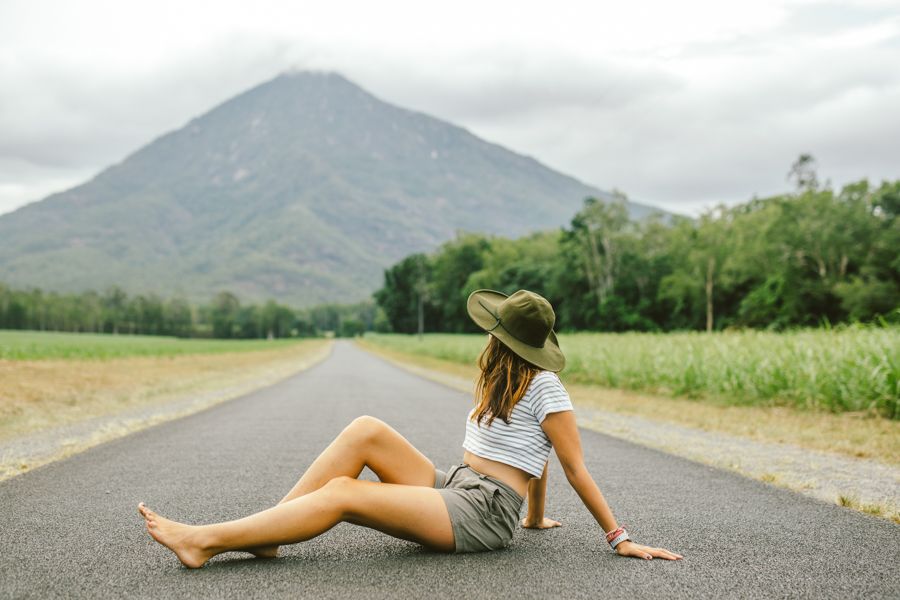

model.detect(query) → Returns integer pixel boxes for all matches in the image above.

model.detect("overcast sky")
[1,0,899,216]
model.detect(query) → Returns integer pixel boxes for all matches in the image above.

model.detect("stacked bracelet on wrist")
[605,526,631,550]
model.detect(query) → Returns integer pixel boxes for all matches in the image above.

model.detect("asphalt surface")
[1,341,897,599]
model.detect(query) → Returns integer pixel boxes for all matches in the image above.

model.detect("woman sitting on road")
[138,289,682,566]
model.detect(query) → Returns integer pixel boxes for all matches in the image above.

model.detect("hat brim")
[466,289,566,372]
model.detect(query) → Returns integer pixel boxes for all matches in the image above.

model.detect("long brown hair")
[470,334,539,427]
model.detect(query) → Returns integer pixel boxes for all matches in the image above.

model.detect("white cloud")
[0,0,898,216]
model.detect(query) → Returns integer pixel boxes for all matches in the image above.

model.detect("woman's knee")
[324,475,356,489]
[343,415,387,443]
[322,475,358,513]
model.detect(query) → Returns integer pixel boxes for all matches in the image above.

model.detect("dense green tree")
[165,297,194,337]
[466,231,561,300]
[430,234,491,333]
[567,195,631,306]
[659,208,734,332]
[260,300,296,338]
[833,180,900,322]
[338,318,366,338]
[299,301,383,336]
[102,287,128,334]
[211,292,240,338]
[374,253,435,334]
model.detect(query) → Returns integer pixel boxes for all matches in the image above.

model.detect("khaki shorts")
[433,463,525,553]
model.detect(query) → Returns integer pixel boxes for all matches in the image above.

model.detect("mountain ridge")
[0,71,666,305]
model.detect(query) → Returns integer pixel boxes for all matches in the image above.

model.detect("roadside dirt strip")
[0,341,896,599]
[0,341,333,481]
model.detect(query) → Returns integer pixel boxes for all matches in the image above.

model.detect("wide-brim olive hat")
[466,289,565,372]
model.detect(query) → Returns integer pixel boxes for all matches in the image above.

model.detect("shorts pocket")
[488,486,504,516]
[483,485,516,545]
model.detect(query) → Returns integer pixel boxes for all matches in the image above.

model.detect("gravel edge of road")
[357,343,900,526]
[0,341,334,482]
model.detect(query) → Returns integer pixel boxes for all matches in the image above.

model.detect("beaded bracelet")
[605,526,631,550]
[609,530,631,549]
[605,526,625,542]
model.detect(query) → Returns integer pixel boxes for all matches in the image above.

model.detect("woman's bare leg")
[138,476,454,568]
[253,415,438,558]
[277,415,437,502]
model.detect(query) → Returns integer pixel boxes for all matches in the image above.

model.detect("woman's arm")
[522,461,561,529]
[541,410,682,560]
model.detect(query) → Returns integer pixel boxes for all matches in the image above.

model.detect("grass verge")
[0,330,317,360]
[363,329,900,417]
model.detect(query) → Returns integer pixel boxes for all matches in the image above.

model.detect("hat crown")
[466,288,565,371]
[497,290,555,348]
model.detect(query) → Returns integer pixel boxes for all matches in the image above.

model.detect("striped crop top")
[462,370,574,478]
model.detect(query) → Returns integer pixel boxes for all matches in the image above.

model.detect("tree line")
[0,285,386,339]
[3,156,896,338]
[375,157,899,333]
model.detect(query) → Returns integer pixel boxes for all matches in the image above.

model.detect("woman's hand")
[521,516,561,529]
[615,540,683,561]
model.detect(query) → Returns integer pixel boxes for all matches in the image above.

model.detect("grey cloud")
[721,47,898,116]
[350,52,681,124]
[679,1,900,57]
[782,1,898,35]
[0,35,300,170]
[481,52,900,212]
[584,81,900,209]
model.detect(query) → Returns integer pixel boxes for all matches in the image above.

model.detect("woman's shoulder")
[526,370,564,394]
[532,370,561,383]
[523,370,572,419]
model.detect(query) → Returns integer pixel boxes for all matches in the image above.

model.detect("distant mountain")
[0,71,666,306]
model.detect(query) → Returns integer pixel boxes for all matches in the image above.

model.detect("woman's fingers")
[646,545,683,560]
[664,549,684,560]
[617,542,683,560]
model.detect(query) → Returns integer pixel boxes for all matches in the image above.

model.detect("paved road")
[1,341,897,599]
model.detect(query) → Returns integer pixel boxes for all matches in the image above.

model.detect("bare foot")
[138,502,213,569]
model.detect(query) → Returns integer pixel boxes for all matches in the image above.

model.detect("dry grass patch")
[569,384,900,466]
[838,494,900,524]
[0,339,331,443]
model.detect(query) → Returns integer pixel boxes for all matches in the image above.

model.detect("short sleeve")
[529,372,574,424]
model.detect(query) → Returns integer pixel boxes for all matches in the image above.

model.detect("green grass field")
[0,330,313,360]
[364,326,900,417]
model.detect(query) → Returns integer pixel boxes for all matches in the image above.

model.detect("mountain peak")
[279,68,348,81]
